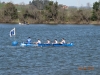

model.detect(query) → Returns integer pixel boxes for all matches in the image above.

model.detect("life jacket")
[27,39,31,44]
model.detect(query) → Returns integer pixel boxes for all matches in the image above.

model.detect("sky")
[0,0,99,6]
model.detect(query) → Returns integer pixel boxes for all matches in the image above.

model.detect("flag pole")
[10,27,18,46]
[14,27,15,41]
[14,35,15,41]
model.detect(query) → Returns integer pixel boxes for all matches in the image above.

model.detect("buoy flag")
[10,28,15,37]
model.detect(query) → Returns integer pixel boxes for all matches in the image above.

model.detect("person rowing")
[60,38,66,44]
[27,37,31,44]
[52,39,58,44]
[46,39,50,44]
[35,39,41,44]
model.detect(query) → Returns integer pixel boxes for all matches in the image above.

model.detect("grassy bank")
[1,19,100,25]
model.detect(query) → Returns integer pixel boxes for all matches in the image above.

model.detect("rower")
[53,39,58,44]
[60,38,65,44]
[27,37,31,44]
[36,39,41,44]
[47,39,50,44]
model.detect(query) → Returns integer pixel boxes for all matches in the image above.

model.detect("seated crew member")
[46,39,50,44]
[53,39,58,44]
[60,38,66,44]
[27,37,31,44]
[36,39,41,44]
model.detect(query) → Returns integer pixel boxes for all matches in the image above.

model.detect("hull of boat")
[20,43,73,47]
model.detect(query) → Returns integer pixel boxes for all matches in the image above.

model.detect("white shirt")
[47,40,50,44]
[61,39,65,44]
[54,40,58,44]
[37,40,41,44]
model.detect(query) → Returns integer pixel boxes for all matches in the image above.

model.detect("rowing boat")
[20,42,73,47]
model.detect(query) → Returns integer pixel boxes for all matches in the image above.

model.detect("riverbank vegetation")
[0,0,100,24]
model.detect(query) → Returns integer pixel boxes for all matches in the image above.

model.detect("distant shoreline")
[0,21,100,25]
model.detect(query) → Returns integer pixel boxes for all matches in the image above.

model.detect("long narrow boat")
[20,42,73,47]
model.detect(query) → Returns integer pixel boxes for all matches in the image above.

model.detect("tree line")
[0,0,100,24]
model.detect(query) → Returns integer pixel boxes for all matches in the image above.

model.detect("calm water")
[0,24,100,75]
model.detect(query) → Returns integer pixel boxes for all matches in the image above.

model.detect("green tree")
[93,2,100,11]
[30,0,49,9]
[45,1,58,21]
[91,1,100,21]
[30,0,42,9]
[4,2,18,19]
